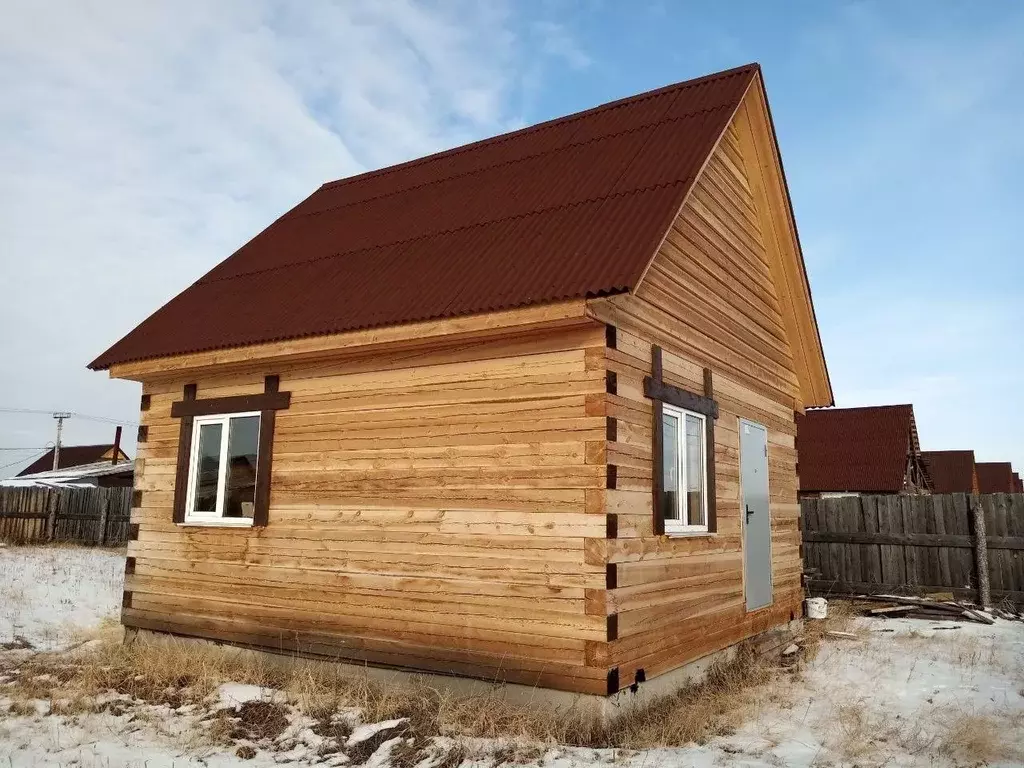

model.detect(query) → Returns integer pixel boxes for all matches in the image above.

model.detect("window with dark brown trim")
[171,376,288,527]
[646,345,718,536]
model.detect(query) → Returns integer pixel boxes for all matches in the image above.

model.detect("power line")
[0,447,49,451]
[0,449,48,472]
[0,407,137,426]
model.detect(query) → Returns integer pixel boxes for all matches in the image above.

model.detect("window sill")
[178,518,254,528]
[665,530,716,538]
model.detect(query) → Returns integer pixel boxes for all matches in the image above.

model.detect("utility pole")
[52,412,72,470]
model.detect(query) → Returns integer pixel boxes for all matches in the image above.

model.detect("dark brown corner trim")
[606,513,618,539]
[605,324,617,350]
[605,371,617,395]
[124,556,136,575]
[137,425,149,443]
[606,465,617,490]
[606,416,618,442]
[607,667,620,695]
[131,489,143,507]
[606,563,618,590]
[140,394,151,412]
[607,614,619,642]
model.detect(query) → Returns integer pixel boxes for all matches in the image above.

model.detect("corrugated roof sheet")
[920,450,977,494]
[796,405,917,493]
[89,64,759,370]
[976,462,1015,493]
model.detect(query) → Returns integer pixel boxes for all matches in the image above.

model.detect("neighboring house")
[920,450,979,494]
[976,462,1016,493]
[796,405,930,498]
[2,460,135,488]
[1015,472,1023,493]
[90,64,833,698]
[17,444,130,477]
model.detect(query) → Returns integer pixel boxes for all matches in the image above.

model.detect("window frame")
[661,403,709,535]
[183,410,261,527]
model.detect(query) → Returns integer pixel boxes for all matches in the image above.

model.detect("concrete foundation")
[129,619,803,722]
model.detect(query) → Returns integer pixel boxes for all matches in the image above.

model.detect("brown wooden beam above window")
[643,377,718,420]
[170,390,290,418]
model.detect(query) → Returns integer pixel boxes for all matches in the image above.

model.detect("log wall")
[125,321,613,694]
[586,116,805,689]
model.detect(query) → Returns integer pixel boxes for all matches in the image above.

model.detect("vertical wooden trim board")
[171,383,197,524]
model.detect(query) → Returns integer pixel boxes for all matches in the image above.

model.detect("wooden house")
[17,443,130,478]
[796,405,930,498]
[920,450,979,494]
[90,64,832,698]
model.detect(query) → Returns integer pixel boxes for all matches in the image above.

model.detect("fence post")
[45,490,59,542]
[96,489,110,547]
[968,494,991,608]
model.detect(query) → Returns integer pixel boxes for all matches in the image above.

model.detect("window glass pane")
[193,422,223,513]
[662,412,680,521]
[224,416,260,518]
[685,414,705,526]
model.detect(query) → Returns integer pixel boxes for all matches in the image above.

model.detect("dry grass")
[0,628,789,761]
[603,645,782,748]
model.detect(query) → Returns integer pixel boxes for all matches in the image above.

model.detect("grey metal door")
[740,419,773,611]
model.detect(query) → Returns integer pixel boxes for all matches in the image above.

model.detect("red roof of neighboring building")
[1014,472,1022,493]
[89,64,761,370]
[796,405,919,493]
[17,445,130,477]
[976,462,1015,493]
[920,450,976,494]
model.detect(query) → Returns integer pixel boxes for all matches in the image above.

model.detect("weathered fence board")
[803,493,1024,606]
[0,486,132,546]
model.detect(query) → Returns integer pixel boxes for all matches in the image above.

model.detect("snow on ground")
[1,544,1022,766]
[0,545,124,650]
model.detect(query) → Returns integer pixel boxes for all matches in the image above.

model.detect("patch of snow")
[347,717,407,745]
[0,545,124,650]
[216,682,288,710]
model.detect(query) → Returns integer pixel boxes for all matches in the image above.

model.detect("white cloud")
[0,0,586,475]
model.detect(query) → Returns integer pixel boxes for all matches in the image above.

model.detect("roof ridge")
[318,63,759,194]
[200,179,692,286]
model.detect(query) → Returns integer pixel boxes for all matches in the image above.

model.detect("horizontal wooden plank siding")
[127,320,611,693]
[584,117,804,688]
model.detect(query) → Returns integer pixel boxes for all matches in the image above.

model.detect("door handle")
[745,504,755,523]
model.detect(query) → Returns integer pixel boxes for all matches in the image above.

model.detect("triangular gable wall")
[630,117,802,407]
[630,73,832,409]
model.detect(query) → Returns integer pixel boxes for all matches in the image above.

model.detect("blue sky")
[0,0,1021,475]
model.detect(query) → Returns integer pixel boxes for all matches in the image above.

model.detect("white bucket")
[805,597,828,620]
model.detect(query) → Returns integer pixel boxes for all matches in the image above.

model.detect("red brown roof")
[796,405,919,493]
[17,445,130,477]
[920,450,976,494]
[976,462,1015,493]
[1014,472,1022,493]
[89,64,760,370]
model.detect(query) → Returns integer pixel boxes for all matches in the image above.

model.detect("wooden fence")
[802,493,1023,606]
[0,486,132,546]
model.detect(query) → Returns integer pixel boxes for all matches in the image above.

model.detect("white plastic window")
[661,404,708,534]
[184,412,260,526]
